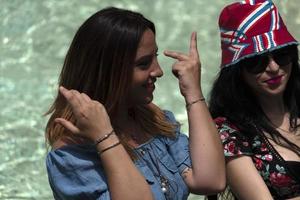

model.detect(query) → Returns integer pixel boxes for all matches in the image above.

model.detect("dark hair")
[45,7,176,154]
[209,45,300,155]
[59,7,155,115]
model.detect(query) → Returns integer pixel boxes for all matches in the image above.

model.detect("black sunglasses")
[239,46,294,74]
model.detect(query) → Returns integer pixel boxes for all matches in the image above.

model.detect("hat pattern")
[219,0,298,68]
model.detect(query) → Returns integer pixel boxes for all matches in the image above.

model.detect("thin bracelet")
[186,97,205,110]
[94,130,115,146]
[98,141,121,155]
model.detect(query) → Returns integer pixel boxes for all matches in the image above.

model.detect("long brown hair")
[45,7,176,157]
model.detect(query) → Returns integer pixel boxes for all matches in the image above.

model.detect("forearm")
[186,96,226,193]
[164,32,225,193]
[97,136,153,200]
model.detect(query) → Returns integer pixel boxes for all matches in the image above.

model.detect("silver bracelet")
[186,97,205,110]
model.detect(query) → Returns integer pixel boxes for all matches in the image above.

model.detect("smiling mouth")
[264,75,283,84]
[147,84,155,90]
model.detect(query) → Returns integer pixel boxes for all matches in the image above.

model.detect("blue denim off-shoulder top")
[46,111,191,200]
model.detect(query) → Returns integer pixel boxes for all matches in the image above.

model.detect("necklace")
[160,176,170,194]
[127,120,176,198]
[142,147,170,195]
[137,143,176,199]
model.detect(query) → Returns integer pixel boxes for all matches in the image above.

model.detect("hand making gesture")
[164,32,226,193]
[164,32,202,102]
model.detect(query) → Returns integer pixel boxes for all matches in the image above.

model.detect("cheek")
[132,70,149,83]
[254,74,264,84]
[132,77,145,84]
[243,71,259,88]
[247,78,259,90]
[284,64,292,78]
[242,71,266,95]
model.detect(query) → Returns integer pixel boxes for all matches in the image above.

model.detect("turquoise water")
[0,0,299,199]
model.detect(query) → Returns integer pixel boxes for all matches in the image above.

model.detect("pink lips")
[265,75,283,85]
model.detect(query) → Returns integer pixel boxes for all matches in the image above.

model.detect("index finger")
[59,86,81,111]
[164,50,189,61]
[189,32,199,58]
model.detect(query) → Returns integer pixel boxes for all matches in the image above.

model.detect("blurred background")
[0,0,299,199]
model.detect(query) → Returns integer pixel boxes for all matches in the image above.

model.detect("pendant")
[160,176,169,194]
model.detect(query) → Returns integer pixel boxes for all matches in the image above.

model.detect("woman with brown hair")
[45,7,225,200]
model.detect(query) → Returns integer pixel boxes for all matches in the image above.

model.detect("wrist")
[95,134,120,152]
[184,93,203,104]
[186,97,206,110]
[183,89,203,102]
[94,130,115,145]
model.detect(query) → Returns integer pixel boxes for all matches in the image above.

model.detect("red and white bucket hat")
[219,0,298,68]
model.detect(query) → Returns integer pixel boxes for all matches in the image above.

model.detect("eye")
[135,57,152,70]
[135,52,158,70]
[134,50,158,70]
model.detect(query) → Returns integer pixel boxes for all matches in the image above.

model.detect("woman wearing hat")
[208,0,300,199]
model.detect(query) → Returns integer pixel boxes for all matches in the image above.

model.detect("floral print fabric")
[215,117,300,199]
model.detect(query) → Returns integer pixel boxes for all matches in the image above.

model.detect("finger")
[171,61,186,78]
[55,118,80,134]
[164,50,189,61]
[189,32,199,58]
[59,86,82,110]
[81,93,92,103]
[71,90,86,106]
[172,68,179,78]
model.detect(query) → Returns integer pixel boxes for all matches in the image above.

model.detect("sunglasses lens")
[241,46,294,74]
[272,49,292,66]
[242,56,268,74]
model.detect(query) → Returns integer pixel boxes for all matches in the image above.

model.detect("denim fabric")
[46,111,191,200]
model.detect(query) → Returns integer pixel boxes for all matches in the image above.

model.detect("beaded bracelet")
[186,97,205,110]
[94,130,115,146]
[98,141,121,155]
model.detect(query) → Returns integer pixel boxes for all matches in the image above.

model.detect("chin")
[262,88,285,97]
[143,94,154,104]
[259,83,287,97]
[145,97,153,104]
[134,96,153,106]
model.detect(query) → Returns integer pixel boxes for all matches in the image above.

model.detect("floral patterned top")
[215,117,300,199]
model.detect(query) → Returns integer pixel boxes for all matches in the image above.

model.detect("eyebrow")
[134,55,153,65]
[134,48,158,64]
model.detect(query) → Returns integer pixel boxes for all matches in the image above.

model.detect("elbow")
[189,176,226,195]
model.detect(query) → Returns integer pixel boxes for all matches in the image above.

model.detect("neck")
[114,105,133,129]
[259,95,285,116]
[258,95,288,128]
[114,106,149,145]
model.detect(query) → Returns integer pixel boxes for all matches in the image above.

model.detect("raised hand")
[55,86,113,142]
[164,32,202,101]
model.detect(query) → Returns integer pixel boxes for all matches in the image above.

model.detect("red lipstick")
[265,75,283,85]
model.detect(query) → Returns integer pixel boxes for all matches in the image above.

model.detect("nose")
[266,56,280,73]
[150,58,163,78]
